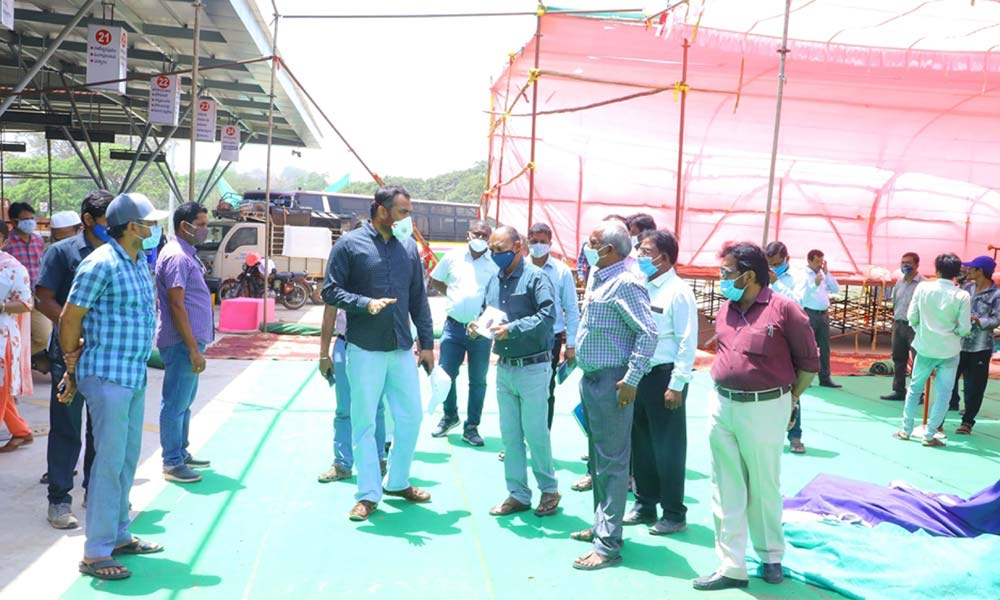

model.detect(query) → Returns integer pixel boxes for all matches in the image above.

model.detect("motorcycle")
[219,253,312,310]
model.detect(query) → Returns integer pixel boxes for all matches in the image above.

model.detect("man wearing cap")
[50,211,83,242]
[155,202,214,484]
[429,220,497,446]
[469,225,561,519]
[36,190,113,530]
[894,253,971,448]
[951,256,1000,434]
[59,193,167,580]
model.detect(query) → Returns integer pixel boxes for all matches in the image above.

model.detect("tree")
[341,161,487,203]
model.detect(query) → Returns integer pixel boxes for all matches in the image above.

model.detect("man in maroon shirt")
[693,242,819,593]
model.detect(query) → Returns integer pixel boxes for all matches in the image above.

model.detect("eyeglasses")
[720,266,738,279]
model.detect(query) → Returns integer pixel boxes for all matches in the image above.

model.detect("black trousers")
[46,355,95,506]
[806,308,832,382]
[890,320,916,395]
[546,332,566,430]
[950,349,991,427]
[631,363,687,522]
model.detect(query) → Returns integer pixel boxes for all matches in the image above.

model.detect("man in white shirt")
[626,213,657,254]
[881,252,924,401]
[624,230,698,536]
[764,241,800,301]
[429,221,499,446]
[527,223,581,429]
[797,249,841,389]
[895,253,971,447]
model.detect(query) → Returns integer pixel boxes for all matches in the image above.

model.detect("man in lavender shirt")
[155,202,214,484]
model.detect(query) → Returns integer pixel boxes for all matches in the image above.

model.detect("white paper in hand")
[474,306,508,340]
[426,366,452,415]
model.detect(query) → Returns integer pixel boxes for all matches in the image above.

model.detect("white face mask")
[17,219,37,234]
[469,238,489,253]
[630,235,639,249]
[529,243,550,259]
[391,216,413,241]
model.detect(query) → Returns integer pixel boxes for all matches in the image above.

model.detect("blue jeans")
[902,353,959,441]
[77,377,145,559]
[332,337,386,470]
[345,344,422,503]
[159,343,205,468]
[439,317,491,427]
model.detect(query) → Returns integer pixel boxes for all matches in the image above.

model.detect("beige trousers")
[29,306,52,356]
[707,389,791,580]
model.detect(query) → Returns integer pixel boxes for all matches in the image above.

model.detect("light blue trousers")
[77,376,145,559]
[345,344,422,503]
[902,353,959,441]
[496,362,558,505]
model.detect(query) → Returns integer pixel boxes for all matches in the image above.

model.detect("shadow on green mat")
[413,451,450,464]
[552,458,587,476]
[357,505,472,546]
[84,557,221,597]
[128,510,169,536]
[447,435,503,454]
[166,471,246,497]
[501,513,594,540]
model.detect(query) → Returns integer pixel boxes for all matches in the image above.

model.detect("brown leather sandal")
[570,528,594,542]
[534,492,561,517]
[489,497,531,516]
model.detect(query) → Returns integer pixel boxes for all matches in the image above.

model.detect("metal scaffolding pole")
[0,0,100,118]
[120,122,155,193]
[197,135,252,206]
[761,0,792,247]
[262,4,280,335]
[125,100,196,193]
[674,38,689,242]
[62,77,109,190]
[188,0,203,203]
[525,11,543,228]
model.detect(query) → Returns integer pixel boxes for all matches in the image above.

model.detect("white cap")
[51,211,82,229]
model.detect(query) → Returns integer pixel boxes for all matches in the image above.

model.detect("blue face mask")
[140,224,162,250]
[901,264,914,275]
[637,256,660,278]
[492,250,515,271]
[774,262,789,276]
[93,224,112,243]
[720,272,747,301]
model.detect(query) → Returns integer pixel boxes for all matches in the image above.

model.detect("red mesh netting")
[487,12,1000,274]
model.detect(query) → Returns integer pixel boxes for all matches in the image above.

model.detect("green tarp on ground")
[750,519,1000,600]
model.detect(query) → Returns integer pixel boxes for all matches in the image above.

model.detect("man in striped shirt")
[569,220,657,571]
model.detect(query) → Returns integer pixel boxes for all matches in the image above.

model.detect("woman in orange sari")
[0,220,34,452]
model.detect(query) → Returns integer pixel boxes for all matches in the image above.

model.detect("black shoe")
[880,392,904,401]
[693,573,749,591]
[819,380,842,389]
[761,562,784,584]
[431,416,460,438]
[623,508,656,526]
[949,403,960,411]
[462,426,484,447]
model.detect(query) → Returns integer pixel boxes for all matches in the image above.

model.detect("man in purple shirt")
[693,242,819,593]
[154,202,214,484]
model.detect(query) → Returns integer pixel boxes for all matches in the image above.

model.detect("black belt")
[447,316,468,326]
[715,384,790,403]
[336,334,346,342]
[498,351,551,368]
[804,307,828,314]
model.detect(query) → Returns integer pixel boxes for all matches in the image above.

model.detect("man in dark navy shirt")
[469,226,561,519]
[35,190,113,530]
[322,185,435,522]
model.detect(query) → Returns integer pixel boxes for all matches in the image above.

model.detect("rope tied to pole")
[672,81,689,101]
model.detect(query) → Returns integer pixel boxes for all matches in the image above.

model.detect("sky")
[178,0,579,184]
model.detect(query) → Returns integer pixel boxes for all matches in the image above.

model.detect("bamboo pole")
[761,0,791,246]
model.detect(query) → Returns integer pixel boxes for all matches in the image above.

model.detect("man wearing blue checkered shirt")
[570,220,657,571]
[59,193,167,581]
